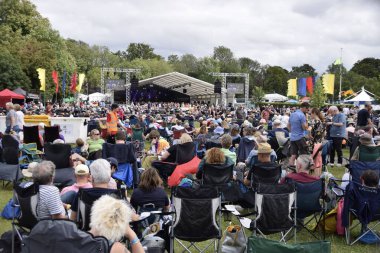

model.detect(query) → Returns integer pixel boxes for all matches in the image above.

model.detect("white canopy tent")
[264,93,288,102]
[78,93,88,101]
[88,92,107,102]
[344,87,375,103]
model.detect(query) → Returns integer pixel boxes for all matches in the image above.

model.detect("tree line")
[0,0,379,101]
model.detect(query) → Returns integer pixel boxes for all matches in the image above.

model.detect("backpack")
[1,198,21,220]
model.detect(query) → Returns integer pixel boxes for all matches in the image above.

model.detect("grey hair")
[33,161,56,185]
[296,155,314,171]
[90,159,111,184]
[329,106,338,112]
[6,102,14,109]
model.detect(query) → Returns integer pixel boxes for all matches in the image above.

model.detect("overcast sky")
[32,0,380,74]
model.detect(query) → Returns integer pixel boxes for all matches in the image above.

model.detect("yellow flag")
[37,68,46,92]
[287,79,297,97]
[76,73,85,92]
[322,74,335,95]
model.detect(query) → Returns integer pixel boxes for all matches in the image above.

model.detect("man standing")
[106,103,126,143]
[328,106,346,167]
[356,102,372,129]
[288,102,309,166]
[5,102,16,134]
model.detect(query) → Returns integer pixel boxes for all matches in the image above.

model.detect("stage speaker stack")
[214,79,222,93]
[130,76,139,91]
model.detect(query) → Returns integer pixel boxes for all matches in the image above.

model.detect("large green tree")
[263,66,289,95]
[350,57,380,79]
[0,48,30,89]
[213,46,240,73]
[125,43,162,61]
[289,64,317,78]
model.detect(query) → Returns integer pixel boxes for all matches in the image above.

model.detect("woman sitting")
[87,129,105,160]
[89,195,144,253]
[196,147,234,179]
[130,168,170,212]
[141,130,170,169]
[160,133,195,164]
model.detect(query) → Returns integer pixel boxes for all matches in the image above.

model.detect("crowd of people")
[2,99,380,252]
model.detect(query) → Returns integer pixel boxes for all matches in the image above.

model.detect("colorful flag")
[287,79,297,97]
[333,58,342,65]
[322,74,335,95]
[62,71,67,94]
[76,73,85,92]
[37,68,46,92]
[70,72,77,93]
[306,77,313,95]
[297,78,307,97]
[52,71,59,93]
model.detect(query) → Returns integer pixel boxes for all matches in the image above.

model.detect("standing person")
[14,104,24,133]
[309,108,325,145]
[5,102,17,134]
[356,102,372,130]
[328,106,346,167]
[106,103,126,144]
[287,102,309,166]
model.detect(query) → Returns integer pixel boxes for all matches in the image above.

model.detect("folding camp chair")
[23,126,42,151]
[44,125,60,143]
[44,143,75,188]
[252,183,297,242]
[291,179,326,240]
[21,219,110,253]
[170,186,222,253]
[348,160,380,183]
[19,143,43,169]
[249,163,282,187]
[357,145,380,162]
[12,182,39,253]
[0,135,22,185]
[343,181,380,245]
[77,188,126,231]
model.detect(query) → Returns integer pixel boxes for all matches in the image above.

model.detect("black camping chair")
[21,219,110,253]
[44,143,75,188]
[44,126,60,143]
[251,183,297,242]
[170,186,222,253]
[23,126,42,151]
[12,182,39,253]
[0,135,22,185]
[249,163,282,187]
[77,188,126,231]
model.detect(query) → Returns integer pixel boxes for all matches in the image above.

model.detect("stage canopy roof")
[131,72,215,97]
[344,87,375,102]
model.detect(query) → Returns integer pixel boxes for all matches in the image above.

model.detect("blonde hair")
[205,147,225,164]
[178,133,192,144]
[90,195,132,243]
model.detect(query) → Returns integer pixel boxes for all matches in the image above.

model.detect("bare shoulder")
[110,242,130,253]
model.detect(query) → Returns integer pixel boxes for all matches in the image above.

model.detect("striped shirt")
[37,185,65,219]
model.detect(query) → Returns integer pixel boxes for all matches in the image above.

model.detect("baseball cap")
[75,164,89,175]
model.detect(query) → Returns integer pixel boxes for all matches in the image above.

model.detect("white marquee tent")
[264,93,288,102]
[344,87,375,103]
[88,92,107,102]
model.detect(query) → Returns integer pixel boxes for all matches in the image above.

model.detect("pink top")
[60,182,93,195]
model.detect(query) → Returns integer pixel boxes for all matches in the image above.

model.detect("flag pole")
[338,48,343,102]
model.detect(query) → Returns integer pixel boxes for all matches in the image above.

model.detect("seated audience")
[89,195,144,253]
[244,143,281,186]
[351,133,378,161]
[115,130,127,144]
[159,133,195,164]
[196,147,234,179]
[360,170,379,188]
[142,130,170,169]
[87,129,105,160]
[60,164,92,205]
[220,134,237,164]
[130,168,170,211]
[246,135,277,166]
[32,161,66,220]
[268,119,289,139]
[281,154,319,183]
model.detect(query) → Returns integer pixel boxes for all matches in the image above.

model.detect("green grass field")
[1,149,379,252]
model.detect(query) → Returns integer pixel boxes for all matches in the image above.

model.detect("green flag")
[333,58,342,65]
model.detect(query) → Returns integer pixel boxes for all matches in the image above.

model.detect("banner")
[297,78,307,97]
[306,77,313,95]
[76,73,85,92]
[287,79,297,97]
[62,70,67,94]
[333,58,342,65]
[322,74,335,95]
[70,72,77,93]
[37,68,46,92]
[52,71,59,93]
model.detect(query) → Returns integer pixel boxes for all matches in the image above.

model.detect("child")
[361,170,379,188]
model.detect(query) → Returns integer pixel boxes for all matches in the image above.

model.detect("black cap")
[111,103,119,110]
[106,157,118,168]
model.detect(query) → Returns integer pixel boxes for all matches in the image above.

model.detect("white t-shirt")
[15,111,25,129]
[280,115,289,129]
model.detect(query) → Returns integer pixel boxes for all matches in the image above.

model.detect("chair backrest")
[255,183,296,233]
[44,143,72,169]
[14,182,39,230]
[342,181,380,228]
[358,145,380,162]
[22,219,109,253]
[44,126,60,143]
[292,179,323,219]
[202,163,233,186]
[205,140,222,150]
[171,186,221,241]
[237,138,256,162]
[102,142,136,164]
[250,163,282,186]
[348,160,380,184]
[349,136,360,159]
[23,125,43,150]
[2,134,19,164]
[132,128,144,141]
[77,188,126,231]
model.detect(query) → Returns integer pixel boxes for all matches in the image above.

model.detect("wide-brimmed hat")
[22,162,39,178]
[257,143,273,154]
[359,133,375,146]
